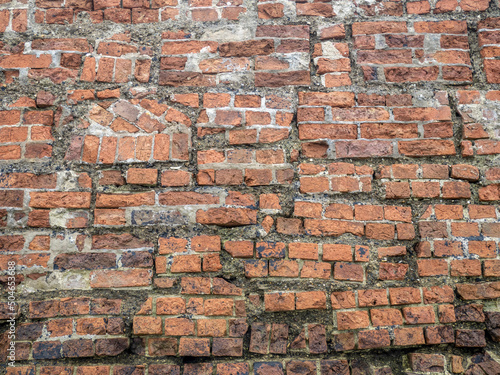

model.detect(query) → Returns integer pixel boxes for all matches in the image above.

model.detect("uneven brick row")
[7,351,498,375]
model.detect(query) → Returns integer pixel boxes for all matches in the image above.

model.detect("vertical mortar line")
[467,17,487,88]
[446,86,465,160]
[345,22,365,88]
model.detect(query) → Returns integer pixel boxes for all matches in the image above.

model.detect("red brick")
[451,259,482,276]
[479,184,500,201]
[419,221,447,238]
[469,205,496,219]
[423,285,454,304]
[0,190,23,207]
[355,204,384,221]
[385,181,411,198]
[330,291,356,310]
[126,168,157,185]
[90,269,152,288]
[352,21,407,35]
[378,246,406,258]
[358,329,390,349]
[304,219,364,237]
[299,92,354,107]
[268,259,298,277]
[418,259,448,276]
[408,353,445,372]
[484,260,500,276]
[254,242,284,258]
[300,261,331,279]
[434,241,463,257]
[198,319,227,337]
[403,306,436,324]
[96,192,155,207]
[204,299,234,316]
[161,170,191,187]
[358,289,388,307]
[181,277,211,294]
[334,262,363,282]
[264,292,295,312]
[324,204,355,221]
[435,204,463,220]
[178,338,210,356]
[197,207,257,226]
[164,317,195,335]
[74,367,110,375]
[133,316,162,335]
[294,202,322,218]
[155,297,185,315]
[371,308,403,326]
[244,260,268,278]
[425,325,455,344]
[0,145,21,160]
[159,191,219,206]
[394,327,425,346]
[289,243,318,260]
[30,192,91,208]
[296,291,326,310]
[159,237,187,254]
[451,222,479,237]
[442,181,471,199]
[225,241,253,258]
[171,254,202,273]
[366,223,395,240]
[389,287,421,305]
[337,310,369,330]
[320,24,346,39]
[217,363,249,375]
[276,217,303,235]
[379,263,408,280]
[203,254,222,272]
[451,164,479,181]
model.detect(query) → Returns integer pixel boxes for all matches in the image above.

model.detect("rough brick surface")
[1,0,500,373]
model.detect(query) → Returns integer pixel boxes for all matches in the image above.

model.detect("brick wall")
[1,0,500,374]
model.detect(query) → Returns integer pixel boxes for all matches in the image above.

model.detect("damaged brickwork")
[1,0,500,374]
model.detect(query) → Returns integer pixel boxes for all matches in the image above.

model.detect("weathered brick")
[409,353,445,372]
[4,3,500,371]
[90,269,152,288]
[265,292,295,312]
[358,330,391,349]
[178,338,210,356]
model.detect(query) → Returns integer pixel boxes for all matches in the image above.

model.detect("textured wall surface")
[1,0,500,374]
